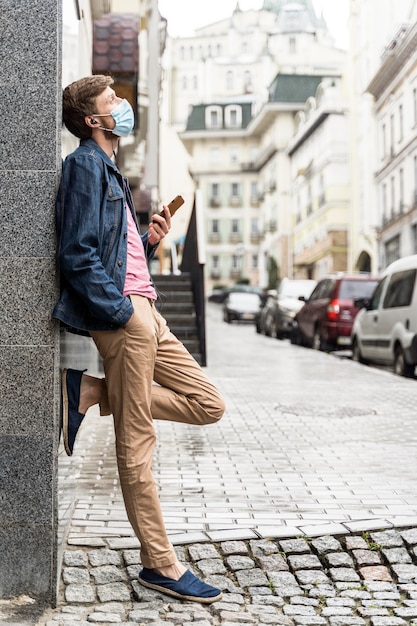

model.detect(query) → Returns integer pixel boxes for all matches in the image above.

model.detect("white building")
[367,18,417,270]
[163,0,346,289]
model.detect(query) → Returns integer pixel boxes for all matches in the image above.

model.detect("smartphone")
[159,195,184,218]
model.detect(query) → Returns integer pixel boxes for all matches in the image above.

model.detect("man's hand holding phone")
[148,195,184,245]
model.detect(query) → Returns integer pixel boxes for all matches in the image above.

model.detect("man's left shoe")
[61,368,86,456]
[138,568,223,603]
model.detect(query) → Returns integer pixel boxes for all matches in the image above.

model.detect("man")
[53,75,225,603]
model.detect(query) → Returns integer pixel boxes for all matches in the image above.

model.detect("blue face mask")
[93,99,135,137]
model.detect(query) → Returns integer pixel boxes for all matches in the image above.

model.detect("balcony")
[229,233,243,243]
[209,197,221,208]
[230,196,242,207]
[208,233,221,243]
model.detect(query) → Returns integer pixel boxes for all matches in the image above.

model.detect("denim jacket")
[52,139,157,334]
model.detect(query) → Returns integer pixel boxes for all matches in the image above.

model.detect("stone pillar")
[0,0,62,602]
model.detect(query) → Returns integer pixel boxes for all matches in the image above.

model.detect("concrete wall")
[0,0,62,602]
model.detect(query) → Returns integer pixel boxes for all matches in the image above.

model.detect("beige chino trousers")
[90,295,225,569]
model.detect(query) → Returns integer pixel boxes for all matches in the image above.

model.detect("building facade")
[166,0,346,290]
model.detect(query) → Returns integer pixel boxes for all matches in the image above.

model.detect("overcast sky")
[158,0,349,49]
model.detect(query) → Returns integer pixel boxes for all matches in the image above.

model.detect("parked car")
[351,255,417,377]
[223,291,262,324]
[209,284,266,304]
[292,274,379,351]
[256,278,316,338]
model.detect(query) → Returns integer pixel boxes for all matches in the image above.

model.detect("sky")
[158,0,349,49]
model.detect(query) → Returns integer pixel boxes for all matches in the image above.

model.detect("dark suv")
[292,274,379,351]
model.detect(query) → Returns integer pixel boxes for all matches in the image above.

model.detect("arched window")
[205,106,223,128]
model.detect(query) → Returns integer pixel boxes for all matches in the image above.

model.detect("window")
[251,254,258,269]
[385,235,400,266]
[180,46,185,61]
[226,70,234,90]
[231,219,239,234]
[368,276,388,311]
[231,182,240,199]
[251,218,259,235]
[206,106,222,128]
[193,75,198,90]
[390,176,395,217]
[242,42,247,54]
[414,87,417,126]
[250,181,258,200]
[212,255,219,269]
[382,123,386,159]
[211,219,219,234]
[209,147,220,164]
[399,168,404,212]
[216,44,222,56]
[390,113,395,155]
[182,75,187,90]
[244,70,252,92]
[225,106,241,128]
[230,146,239,164]
[210,182,219,198]
[413,224,417,253]
[383,269,417,308]
[289,36,296,53]
[399,103,403,141]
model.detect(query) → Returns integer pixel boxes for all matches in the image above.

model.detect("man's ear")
[85,116,99,128]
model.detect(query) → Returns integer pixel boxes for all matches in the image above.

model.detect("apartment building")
[367,19,417,270]
[165,0,346,289]
[288,77,351,279]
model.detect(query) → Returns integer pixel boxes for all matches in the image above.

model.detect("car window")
[368,276,387,311]
[383,269,417,309]
[339,279,378,299]
[309,279,333,301]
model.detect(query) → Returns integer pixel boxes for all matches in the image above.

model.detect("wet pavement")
[13,303,417,625]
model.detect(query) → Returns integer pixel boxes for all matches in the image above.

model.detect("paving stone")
[370,530,404,548]
[295,570,330,585]
[328,619,366,626]
[279,539,311,555]
[401,528,417,546]
[250,539,280,556]
[196,557,227,575]
[220,540,249,555]
[188,543,220,561]
[392,563,417,580]
[329,568,360,582]
[96,583,131,602]
[64,584,96,603]
[359,566,392,581]
[235,567,269,587]
[311,536,343,554]
[63,551,89,568]
[258,554,289,571]
[287,555,322,570]
[326,553,354,568]
[369,618,407,625]
[352,549,381,566]
[382,547,412,564]
[345,537,369,551]
[88,549,123,567]
[226,555,255,570]
[90,565,124,584]
[122,549,141,565]
[62,567,90,585]
[85,612,122,622]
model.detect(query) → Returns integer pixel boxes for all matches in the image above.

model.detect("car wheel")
[264,313,275,337]
[351,338,366,364]
[393,346,415,377]
[312,327,323,351]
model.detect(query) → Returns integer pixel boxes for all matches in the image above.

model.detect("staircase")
[153,273,203,364]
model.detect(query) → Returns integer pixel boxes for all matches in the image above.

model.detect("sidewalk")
[31,304,417,624]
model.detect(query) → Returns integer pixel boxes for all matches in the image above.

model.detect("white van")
[351,255,417,376]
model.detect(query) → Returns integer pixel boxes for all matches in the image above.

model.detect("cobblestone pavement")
[27,303,417,624]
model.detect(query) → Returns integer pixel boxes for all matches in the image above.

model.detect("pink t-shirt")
[123,206,157,300]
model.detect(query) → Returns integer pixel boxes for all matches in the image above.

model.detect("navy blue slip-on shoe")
[62,368,86,456]
[138,568,223,603]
